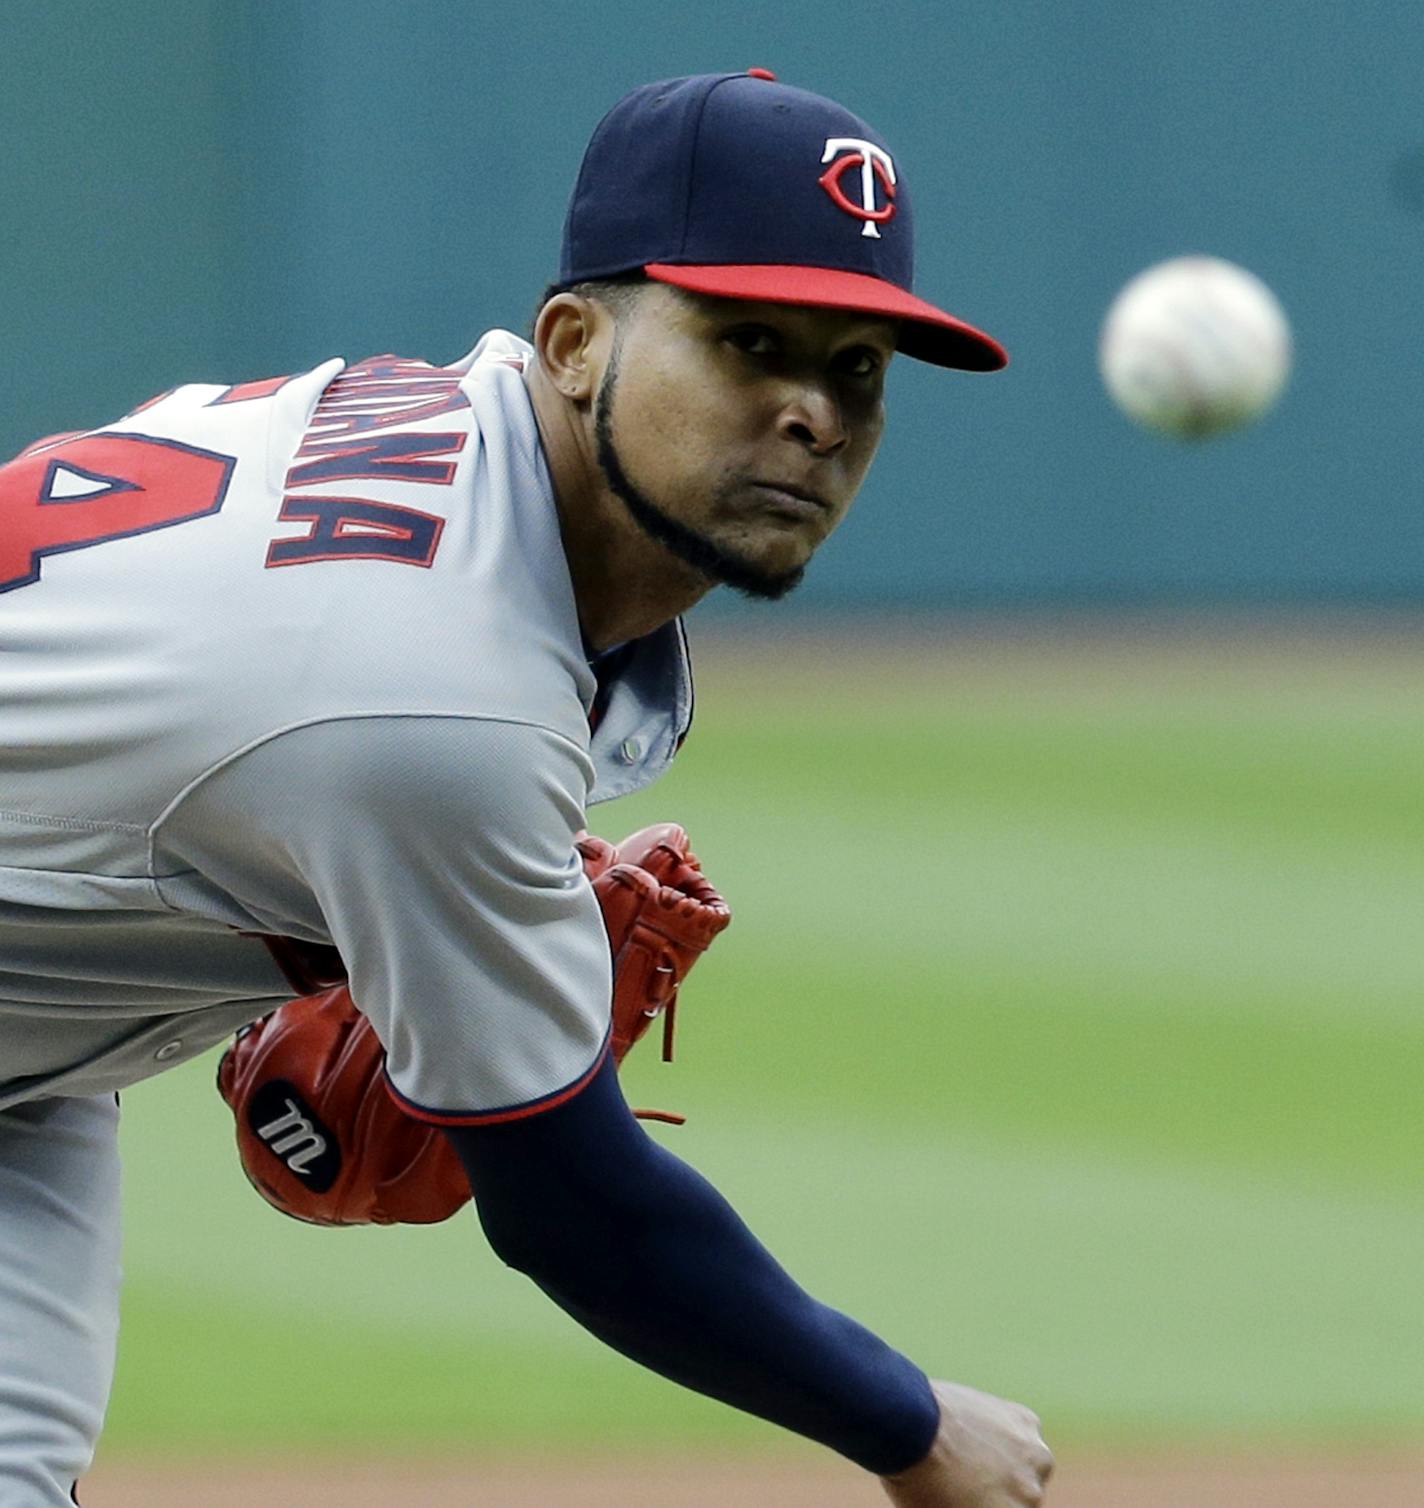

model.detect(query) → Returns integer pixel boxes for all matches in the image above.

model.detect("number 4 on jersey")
[0,432,234,593]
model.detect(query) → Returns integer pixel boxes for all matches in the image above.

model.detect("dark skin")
[527,283,897,651]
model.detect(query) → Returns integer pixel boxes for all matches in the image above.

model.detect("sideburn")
[592,347,805,603]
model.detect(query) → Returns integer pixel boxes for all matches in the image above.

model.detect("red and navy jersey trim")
[383,1035,611,1127]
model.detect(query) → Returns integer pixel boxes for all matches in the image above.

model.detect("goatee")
[593,354,805,603]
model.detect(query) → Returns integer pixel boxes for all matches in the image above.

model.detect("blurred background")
[4,0,1421,1498]
[5,0,1423,604]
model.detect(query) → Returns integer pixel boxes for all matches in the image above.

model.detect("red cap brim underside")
[644,263,1007,372]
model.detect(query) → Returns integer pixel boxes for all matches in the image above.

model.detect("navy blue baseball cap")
[559,69,1006,372]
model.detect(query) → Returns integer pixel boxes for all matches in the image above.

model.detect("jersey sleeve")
[153,715,612,1122]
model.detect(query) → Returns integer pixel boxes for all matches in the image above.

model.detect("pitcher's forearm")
[445,1055,939,1474]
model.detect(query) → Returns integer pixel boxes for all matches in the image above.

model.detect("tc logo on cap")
[818,137,898,238]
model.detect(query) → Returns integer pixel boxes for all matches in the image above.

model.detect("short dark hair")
[529,272,649,339]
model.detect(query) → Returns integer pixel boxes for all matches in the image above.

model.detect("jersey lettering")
[0,432,235,593]
[303,354,470,439]
[287,431,466,488]
[267,355,470,571]
[265,495,445,568]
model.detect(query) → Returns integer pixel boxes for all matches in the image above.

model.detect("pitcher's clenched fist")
[881,1382,1054,1508]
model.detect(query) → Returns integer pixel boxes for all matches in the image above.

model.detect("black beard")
[593,352,805,603]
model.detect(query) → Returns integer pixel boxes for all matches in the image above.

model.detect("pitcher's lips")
[750,479,830,509]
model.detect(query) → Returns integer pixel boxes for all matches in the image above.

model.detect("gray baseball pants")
[0,1094,121,1505]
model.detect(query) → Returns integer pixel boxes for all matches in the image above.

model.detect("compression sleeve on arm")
[445,1054,940,1476]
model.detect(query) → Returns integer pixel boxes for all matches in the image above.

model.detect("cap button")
[746,68,778,81]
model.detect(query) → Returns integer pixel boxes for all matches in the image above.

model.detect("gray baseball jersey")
[0,331,692,1121]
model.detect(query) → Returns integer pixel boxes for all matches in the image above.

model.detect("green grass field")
[105,624,1424,1459]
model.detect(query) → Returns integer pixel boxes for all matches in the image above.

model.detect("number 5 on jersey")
[0,432,234,593]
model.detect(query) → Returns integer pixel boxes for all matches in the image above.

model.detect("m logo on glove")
[249,1080,340,1191]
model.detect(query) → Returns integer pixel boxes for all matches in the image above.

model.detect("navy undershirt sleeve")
[443,1056,939,1475]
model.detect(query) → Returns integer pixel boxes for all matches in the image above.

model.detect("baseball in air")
[1098,255,1291,440]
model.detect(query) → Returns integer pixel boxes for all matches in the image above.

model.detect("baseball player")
[0,70,1053,1507]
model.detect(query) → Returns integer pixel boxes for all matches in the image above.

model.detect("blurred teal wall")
[3,1,1420,606]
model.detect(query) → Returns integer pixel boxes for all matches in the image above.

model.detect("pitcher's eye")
[724,325,780,357]
[837,346,884,379]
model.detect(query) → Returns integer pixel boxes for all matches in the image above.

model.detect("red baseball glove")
[216,823,730,1227]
